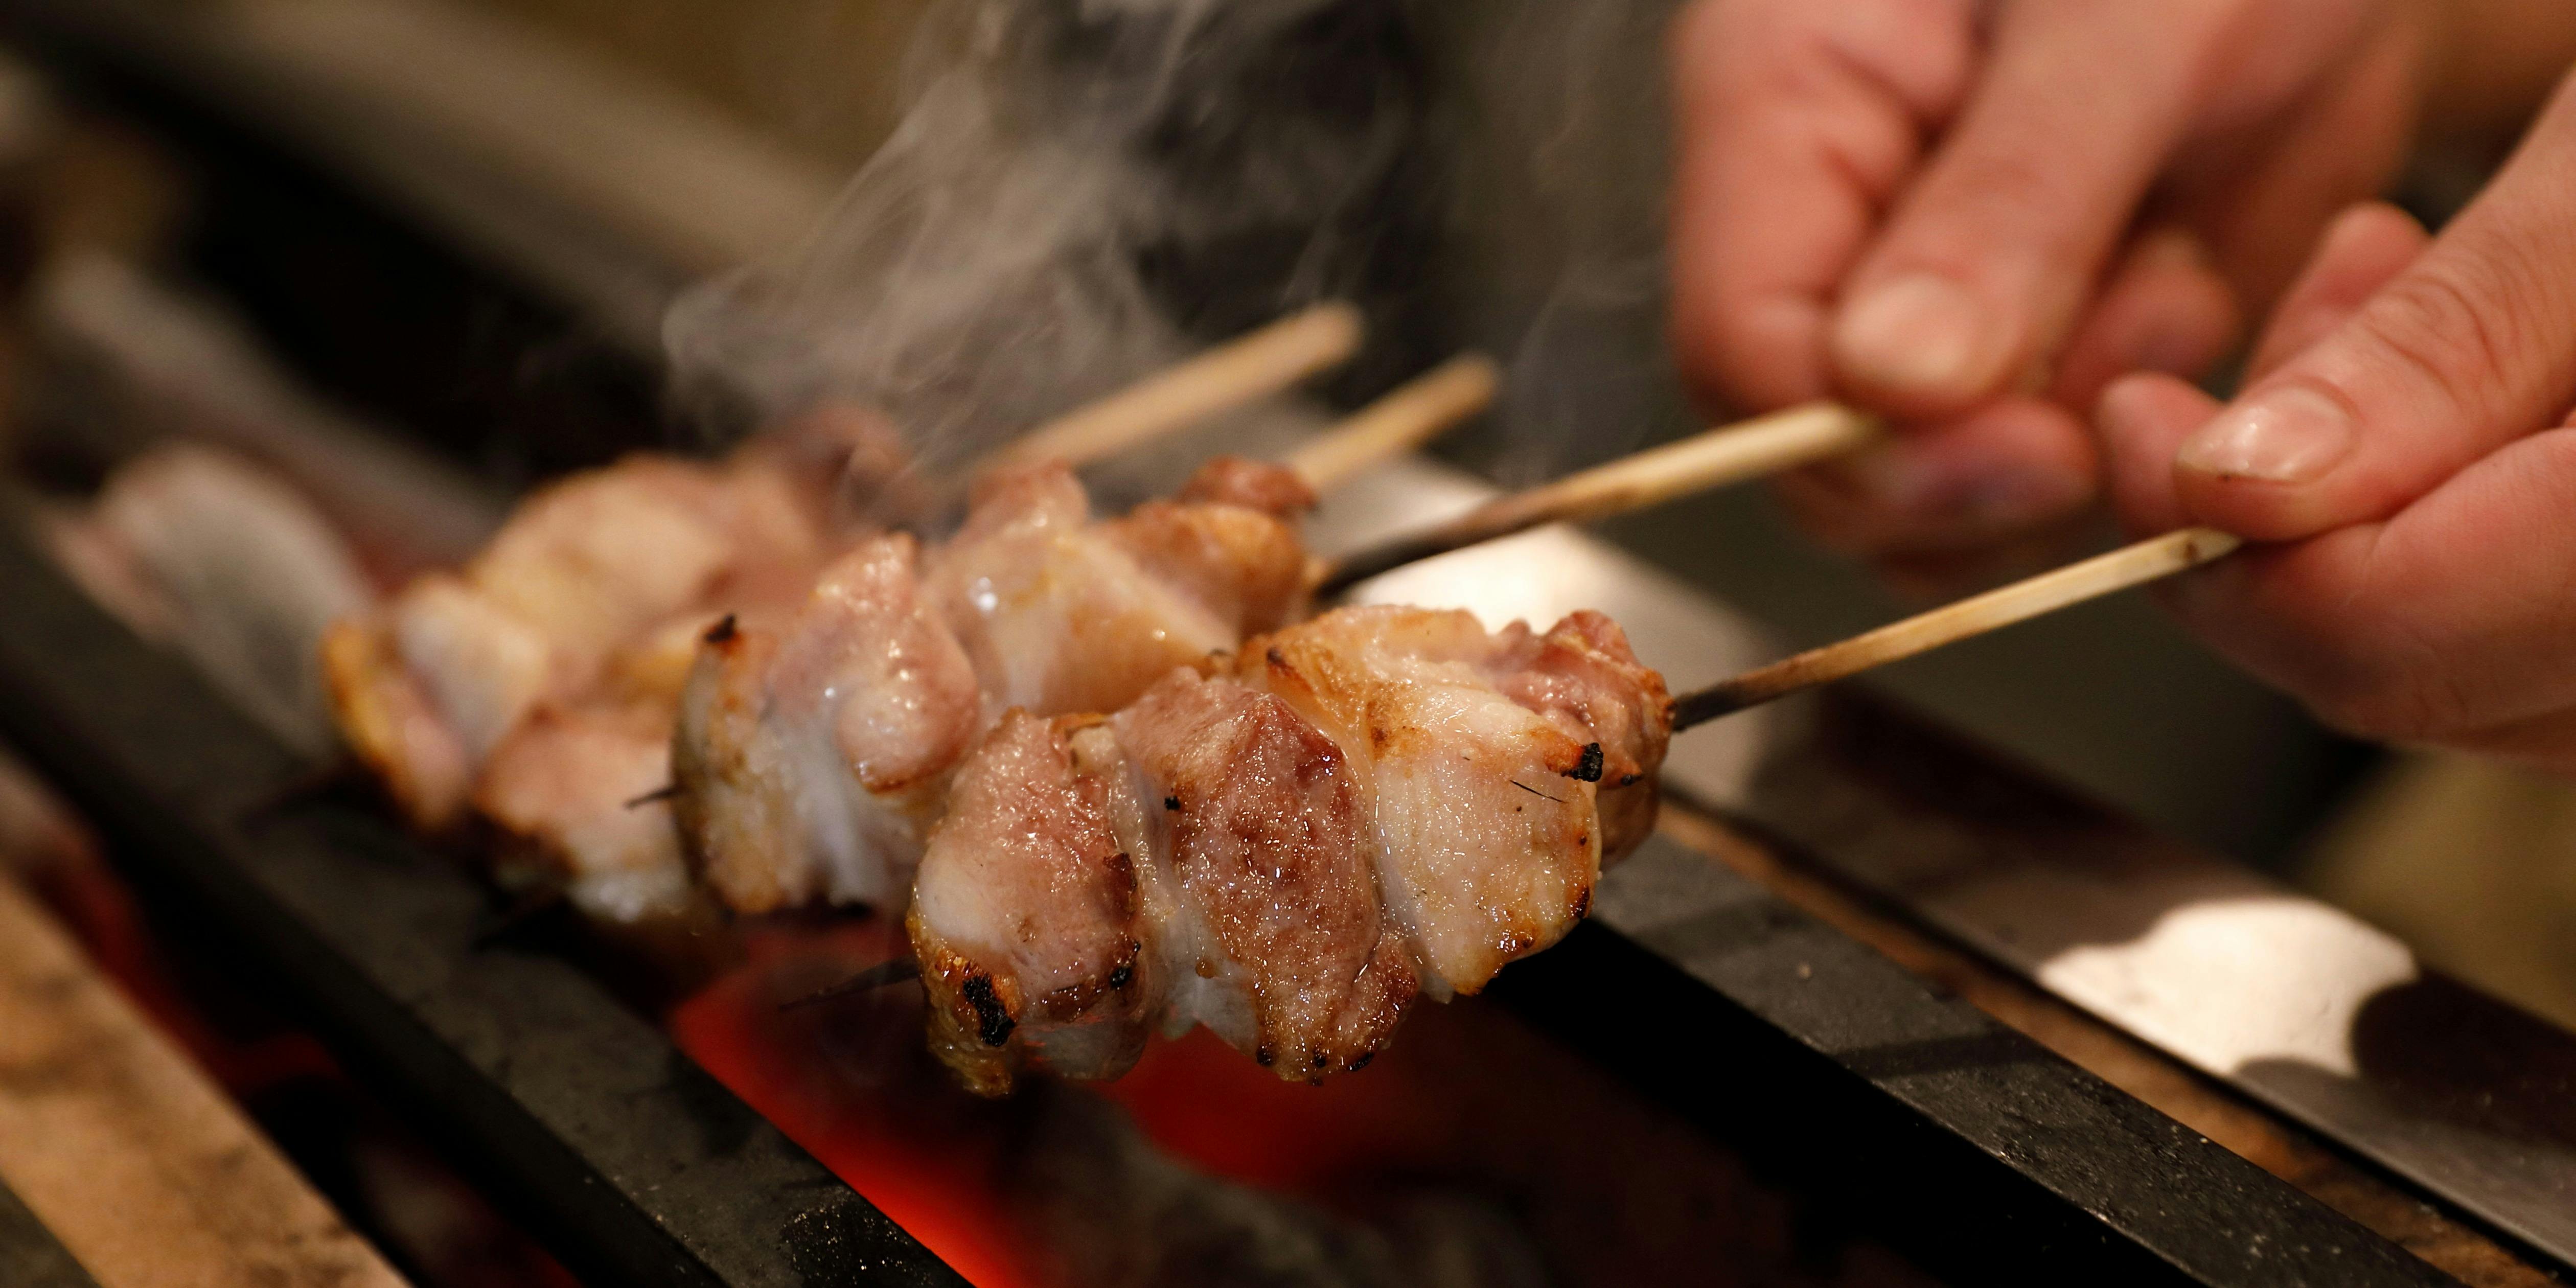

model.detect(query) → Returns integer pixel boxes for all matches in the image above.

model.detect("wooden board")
[0,876,408,1288]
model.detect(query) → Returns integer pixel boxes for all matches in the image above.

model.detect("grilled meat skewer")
[673,454,1316,915]
[911,603,1671,1094]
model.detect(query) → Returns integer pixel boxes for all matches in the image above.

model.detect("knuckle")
[2355,254,2548,418]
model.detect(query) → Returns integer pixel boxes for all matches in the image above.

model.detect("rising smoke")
[664,0,1435,505]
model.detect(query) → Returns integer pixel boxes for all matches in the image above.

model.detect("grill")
[0,4,2566,1286]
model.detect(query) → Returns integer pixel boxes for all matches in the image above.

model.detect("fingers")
[1830,0,2245,415]
[2048,228,2242,410]
[2173,78,2576,541]
[1778,220,2234,562]
[2102,376,2576,765]
[1668,0,1977,411]
[2158,12,2425,326]
[2097,373,2214,536]
[1773,397,2098,556]
[2243,202,2428,379]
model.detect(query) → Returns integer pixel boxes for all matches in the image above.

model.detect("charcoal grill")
[0,4,2566,1285]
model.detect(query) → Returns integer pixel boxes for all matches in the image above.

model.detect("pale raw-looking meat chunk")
[912,711,1145,1096]
[474,699,690,923]
[672,534,978,913]
[927,464,1257,719]
[1113,670,1412,1076]
[1241,606,1605,999]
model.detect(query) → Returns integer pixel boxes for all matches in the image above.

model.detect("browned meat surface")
[660,462,1328,922]
[910,605,1670,1093]
[321,618,470,830]
[1489,610,1673,864]
[1243,606,1604,999]
[912,711,1145,1096]
[1173,455,1319,518]
[1101,500,1309,637]
[1115,670,1412,1076]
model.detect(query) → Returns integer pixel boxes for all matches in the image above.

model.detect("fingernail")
[2176,386,2355,484]
[1833,273,2002,398]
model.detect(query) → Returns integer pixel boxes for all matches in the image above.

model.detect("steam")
[664,0,1428,500]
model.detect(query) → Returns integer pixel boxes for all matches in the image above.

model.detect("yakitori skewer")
[991,301,1366,472]
[1279,353,1499,490]
[1313,401,1883,595]
[1670,526,2243,729]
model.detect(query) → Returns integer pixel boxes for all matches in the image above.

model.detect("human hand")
[2098,75,2576,773]
[1669,0,2433,574]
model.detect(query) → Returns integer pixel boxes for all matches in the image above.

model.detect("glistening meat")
[912,604,1671,1094]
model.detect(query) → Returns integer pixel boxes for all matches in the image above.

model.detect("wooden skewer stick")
[1314,401,1882,595]
[996,301,1365,471]
[1670,526,2243,730]
[1282,353,1500,491]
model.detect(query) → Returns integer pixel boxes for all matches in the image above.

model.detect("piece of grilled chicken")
[321,412,890,919]
[909,603,1671,1095]
[671,454,1318,916]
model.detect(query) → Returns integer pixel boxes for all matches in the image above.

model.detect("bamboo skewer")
[996,301,1365,471]
[1313,401,1883,595]
[1670,526,2243,730]
[1282,353,1500,490]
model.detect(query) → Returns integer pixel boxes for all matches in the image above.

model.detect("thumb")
[2173,80,2576,541]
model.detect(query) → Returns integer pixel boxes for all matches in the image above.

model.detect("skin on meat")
[1112,669,1412,1078]
[672,534,980,913]
[1172,455,1319,518]
[1489,610,1673,864]
[1066,720,1257,1055]
[1102,501,1310,638]
[661,461,1324,923]
[926,463,1240,719]
[911,710,1146,1096]
[1240,606,1605,1000]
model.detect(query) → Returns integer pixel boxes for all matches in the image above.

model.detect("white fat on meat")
[474,699,691,922]
[325,448,840,831]
[1243,606,1605,1000]
[672,534,979,913]
[927,463,1307,720]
